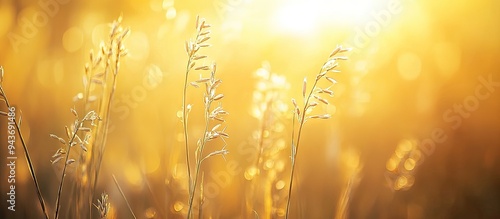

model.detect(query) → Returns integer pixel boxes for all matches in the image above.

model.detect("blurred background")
[1,0,500,218]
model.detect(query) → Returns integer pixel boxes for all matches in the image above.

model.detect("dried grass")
[286,46,350,218]
[0,66,50,219]
[182,16,229,219]
[50,16,129,219]
[94,192,111,219]
[1,13,354,219]
[112,175,137,219]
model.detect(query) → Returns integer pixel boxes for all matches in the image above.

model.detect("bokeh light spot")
[124,163,143,186]
[395,175,408,190]
[404,158,416,171]
[173,201,184,212]
[433,42,461,79]
[62,27,84,52]
[386,157,398,172]
[264,159,274,170]
[145,207,157,218]
[127,32,150,61]
[274,160,285,172]
[398,52,422,81]
[276,180,286,190]
[166,7,177,20]
[398,139,414,152]
[244,166,259,180]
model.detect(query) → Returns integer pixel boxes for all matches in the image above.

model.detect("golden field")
[1,0,500,218]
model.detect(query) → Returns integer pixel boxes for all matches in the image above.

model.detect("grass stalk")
[51,16,128,219]
[183,56,194,197]
[113,175,137,219]
[285,78,318,218]
[187,91,211,218]
[187,63,229,218]
[0,69,49,219]
[285,46,350,218]
[182,15,210,201]
[90,31,127,215]
[182,16,229,219]
[54,111,99,219]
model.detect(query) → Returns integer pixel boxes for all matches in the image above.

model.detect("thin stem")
[183,57,193,200]
[91,51,121,214]
[187,99,212,218]
[0,86,49,219]
[183,24,205,216]
[143,170,166,219]
[55,119,85,219]
[89,34,115,217]
[285,74,321,219]
[113,175,137,219]
[198,172,204,219]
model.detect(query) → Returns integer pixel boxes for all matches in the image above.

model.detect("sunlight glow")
[273,0,377,34]
[274,2,319,34]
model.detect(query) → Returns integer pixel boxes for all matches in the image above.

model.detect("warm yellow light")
[124,163,143,186]
[62,27,84,52]
[273,0,378,34]
[273,1,319,34]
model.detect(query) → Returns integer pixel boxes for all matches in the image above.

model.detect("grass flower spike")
[286,45,350,218]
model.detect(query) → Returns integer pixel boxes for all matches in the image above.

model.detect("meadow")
[1,0,500,218]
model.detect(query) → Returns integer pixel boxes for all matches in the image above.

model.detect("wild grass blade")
[0,74,49,219]
[285,46,350,218]
[113,174,137,219]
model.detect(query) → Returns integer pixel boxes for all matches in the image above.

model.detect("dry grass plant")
[94,192,111,219]
[0,67,50,219]
[286,46,350,218]
[50,16,129,219]
[1,14,354,219]
[182,16,229,218]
